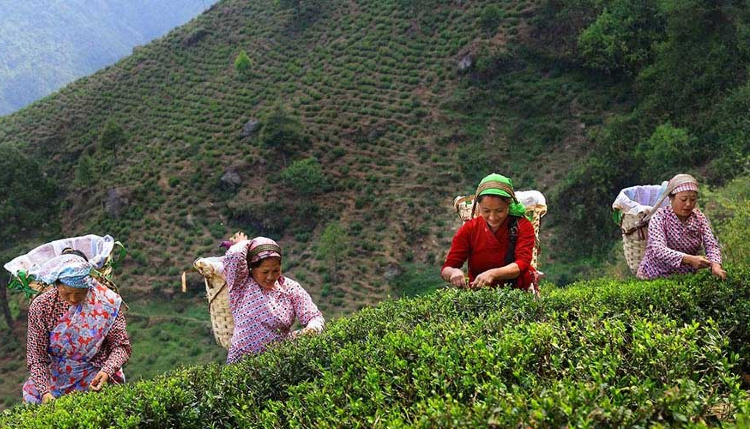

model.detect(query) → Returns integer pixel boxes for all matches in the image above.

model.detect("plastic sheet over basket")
[4,234,117,296]
[5,234,114,278]
[194,256,234,349]
[453,190,548,269]
[612,184,669,275]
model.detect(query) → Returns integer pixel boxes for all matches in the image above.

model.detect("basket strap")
[207,280,228,306]
[621,220,648,236]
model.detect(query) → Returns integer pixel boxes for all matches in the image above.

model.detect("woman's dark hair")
[476,194,512,205]
[61,247,89,262]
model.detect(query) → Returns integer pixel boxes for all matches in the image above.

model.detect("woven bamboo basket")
[612,184,667,275]
[193,257,233,349]
[620,211,649,275]
[453,192,547,269]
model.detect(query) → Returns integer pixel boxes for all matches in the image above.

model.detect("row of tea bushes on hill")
[2,269,748,427]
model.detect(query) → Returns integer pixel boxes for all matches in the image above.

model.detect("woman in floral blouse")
[637,174,727,280]
[223,232,324,364]
[24,249,130,404]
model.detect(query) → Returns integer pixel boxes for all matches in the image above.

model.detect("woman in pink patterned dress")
[223,232,325,364]
[23,249,130,404]
[637,174,727,280]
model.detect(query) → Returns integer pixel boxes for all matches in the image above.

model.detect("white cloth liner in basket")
[4,234,115,278]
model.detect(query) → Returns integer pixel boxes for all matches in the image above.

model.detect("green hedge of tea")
[2,269,748,427]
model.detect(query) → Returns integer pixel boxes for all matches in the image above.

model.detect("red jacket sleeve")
[442,222,472,272]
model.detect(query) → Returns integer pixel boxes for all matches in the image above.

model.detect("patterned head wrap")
[248,237,282,264]
[36,254,93,289]
[671,182,699,195]
[666,174,698,195]
[473,173,527,217]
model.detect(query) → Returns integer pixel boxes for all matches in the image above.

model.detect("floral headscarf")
[35,254,93,289]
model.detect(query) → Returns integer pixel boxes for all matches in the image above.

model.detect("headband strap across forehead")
[476,180,518,201]
[248,243,282,261]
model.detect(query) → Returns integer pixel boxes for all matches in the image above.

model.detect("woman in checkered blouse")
[223,232,325,364]
[637,174,727,280]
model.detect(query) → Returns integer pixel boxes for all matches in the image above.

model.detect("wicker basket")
[620,211,649,275]
[193,257,233,349]
[453,191,548,269]
[612,184,667,275]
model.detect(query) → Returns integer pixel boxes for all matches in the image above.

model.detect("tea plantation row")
[2,269,748,427]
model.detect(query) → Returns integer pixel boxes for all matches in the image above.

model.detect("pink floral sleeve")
[697,211,722,264]
[288,280,324,327]
[26,299,53,396]
[223,240,252,293]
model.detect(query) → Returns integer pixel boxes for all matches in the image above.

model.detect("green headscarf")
[474,173,528,218]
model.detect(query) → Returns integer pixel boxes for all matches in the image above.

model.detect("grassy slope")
[1,269,748,427]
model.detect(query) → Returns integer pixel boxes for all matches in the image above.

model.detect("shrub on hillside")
[258,104,310,166]
[279,157,327,195]
[234,50,252,77]
[702,176,750,268]
[636,122,698,180]
[577,0,664,75]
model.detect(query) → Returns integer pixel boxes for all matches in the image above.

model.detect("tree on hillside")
[280,158,327,195]
[76,155,95,187]
[317,221,349,282]
[636,122,697,180]
[636,0,749,118]
[259,103,309,166]
[100,120,126,163]
[0,144,59,328]
[400,0,428,28]
[577,0,665,75]
[0,276,12,329]
[234,49,252,77]
[480,5,504,36]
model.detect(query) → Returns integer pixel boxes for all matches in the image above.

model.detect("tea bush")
[2,269,748,427]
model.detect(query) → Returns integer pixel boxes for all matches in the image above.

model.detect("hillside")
[1,270,748,427]
[0,0,218,115]
[0,0,748,411]
[1,0,748,312]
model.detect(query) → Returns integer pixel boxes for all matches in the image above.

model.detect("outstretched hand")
[683,255,711,270]
[711,263,727,280]
[230,231,249,245]
[448,270,467,288]
[470,271,495,289]
[291,327,317,339]
[90,371,109,392]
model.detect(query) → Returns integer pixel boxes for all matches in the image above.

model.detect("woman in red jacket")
[441,173,538,293]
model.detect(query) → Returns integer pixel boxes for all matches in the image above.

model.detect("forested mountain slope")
[0,0,218,115]
[2,0,745,311]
